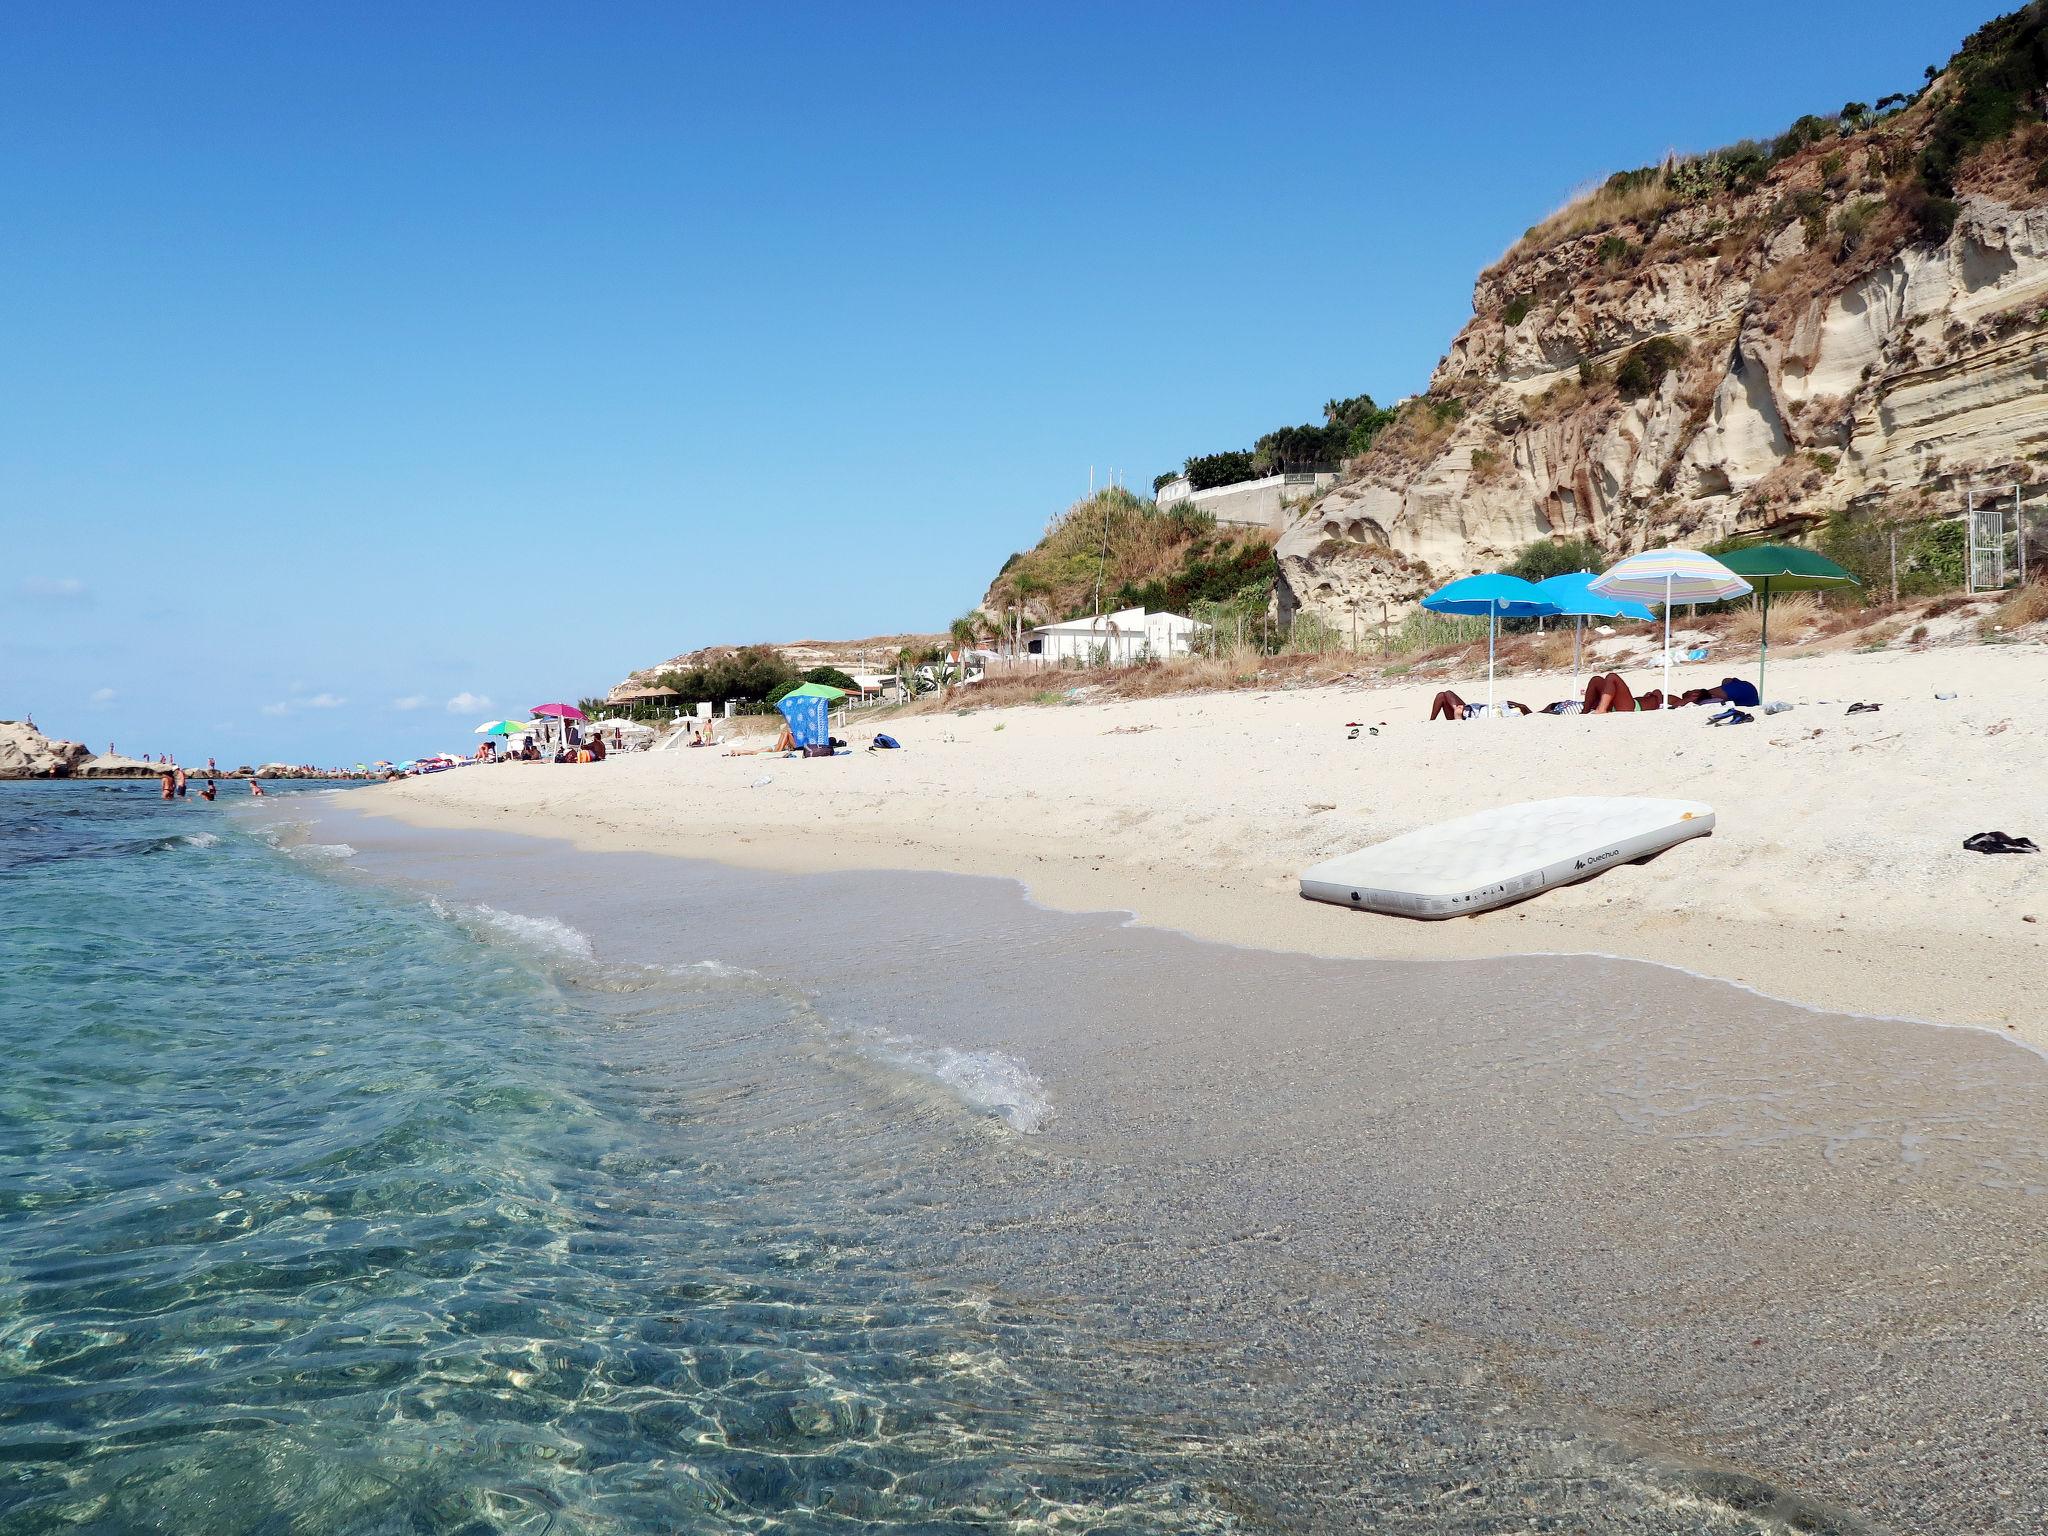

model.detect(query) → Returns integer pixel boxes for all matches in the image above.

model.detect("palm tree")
[948,615,980,689]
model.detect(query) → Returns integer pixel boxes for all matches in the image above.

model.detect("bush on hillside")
[1613,336,1687,399]
[1503,535,1603,584]
[1918,2,2048,195]
[1184,451,1258,490]
[656,645,797,706]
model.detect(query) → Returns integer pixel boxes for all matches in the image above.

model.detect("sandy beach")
[361,642,2048,1045]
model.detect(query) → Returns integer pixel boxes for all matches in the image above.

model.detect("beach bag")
[872,734,901,750]
[802,743,834,758]
[1720,676,1760,708]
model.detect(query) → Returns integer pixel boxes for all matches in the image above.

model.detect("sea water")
[8,781,2046,1535]
[0,784,1227,1534]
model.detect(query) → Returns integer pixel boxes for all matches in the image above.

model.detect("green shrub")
[1596,234,1635,267]
[656,645,798,707]
[1613,335,1687,399]
[1152,470,1180,492]
[1503,295,1533,326]
[1918,3,2048,196]
[1818,511,1967,596]
[1183,450,1258,490]
[1504,535,1603,584]
[1899,183,1963,243]
[1835,197,1883,252]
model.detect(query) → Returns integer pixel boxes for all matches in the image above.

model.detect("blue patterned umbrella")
[776,692,829,750]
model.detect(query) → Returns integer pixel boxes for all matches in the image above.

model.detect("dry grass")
[1499,176,1682,266]
[1720,591,1820,645]
[1982,580,2048,635]
[1358,397,1468,473]
[986,487,1276,625]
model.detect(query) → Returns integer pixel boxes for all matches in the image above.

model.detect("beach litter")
[1963,832,2039,854]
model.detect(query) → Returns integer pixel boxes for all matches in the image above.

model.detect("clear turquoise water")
[0,783,1229,1534]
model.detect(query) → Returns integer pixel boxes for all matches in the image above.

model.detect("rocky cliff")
[1279,7,2048,625]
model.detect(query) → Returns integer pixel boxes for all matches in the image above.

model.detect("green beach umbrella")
[779,681,848,701]
[1716,544,1860,695]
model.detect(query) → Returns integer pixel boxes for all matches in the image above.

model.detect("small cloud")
[302,692,345,709]
[260,702,291,717]
[89,686,117,704]
[21,576,89,601]
[446,691,491,713]
[391,695,428,711]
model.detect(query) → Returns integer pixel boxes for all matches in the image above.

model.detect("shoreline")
[313,799,2048,1533]
[353,642,2048,1047]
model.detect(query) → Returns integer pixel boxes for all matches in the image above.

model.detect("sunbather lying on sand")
[725,726,796,756]
[1578,673,1667,712]
[1429,691,1529,720]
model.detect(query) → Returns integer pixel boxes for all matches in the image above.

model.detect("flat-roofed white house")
[1025,607,1205,666]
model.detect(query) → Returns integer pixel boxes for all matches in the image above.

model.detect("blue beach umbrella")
[1533,572,1656,681]
[1419,574,1561,712]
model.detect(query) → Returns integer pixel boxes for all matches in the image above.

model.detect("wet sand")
[318,799,2048,1534]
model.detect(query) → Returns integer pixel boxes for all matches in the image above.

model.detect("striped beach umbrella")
[1590,549,1752,698]
[1533,572,1655,681]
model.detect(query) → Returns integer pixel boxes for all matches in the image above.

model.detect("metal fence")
[1964,484,2047,592]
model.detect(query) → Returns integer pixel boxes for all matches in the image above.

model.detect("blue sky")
[2,0,1989,765]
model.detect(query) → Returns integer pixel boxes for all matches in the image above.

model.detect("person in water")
[159,770,176,800]
[173,767,188,798]
[249,778,264,796]
[200,779,217,802]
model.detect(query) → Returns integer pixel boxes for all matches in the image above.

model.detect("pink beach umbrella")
[530,702,586,753]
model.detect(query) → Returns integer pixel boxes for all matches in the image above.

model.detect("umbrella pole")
[1662,572,1674,702]
[1573,615,1583,681]
[1758,584,1771,698]
[1487,608,1496,714]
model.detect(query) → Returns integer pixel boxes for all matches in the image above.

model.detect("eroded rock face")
[1279,183,2048,626]
[0,723,94,779]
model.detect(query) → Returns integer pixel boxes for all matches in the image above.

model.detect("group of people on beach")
[1428,672,1762,721]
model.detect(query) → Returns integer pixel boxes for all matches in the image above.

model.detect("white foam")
[438,900,597,964]
[850,1029,1054,1134]
[289,842,356,860]
[179,832,222,849]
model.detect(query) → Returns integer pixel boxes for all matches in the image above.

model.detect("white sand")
[363,643,2048,1044]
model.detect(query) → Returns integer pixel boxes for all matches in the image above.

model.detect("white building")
[1025,608,1206,667]
[1153,470,1339,530]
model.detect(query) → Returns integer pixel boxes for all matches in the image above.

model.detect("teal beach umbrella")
[1715,545,1860,695]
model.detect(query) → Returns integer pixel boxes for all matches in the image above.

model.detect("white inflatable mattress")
[1299,796,1714,919]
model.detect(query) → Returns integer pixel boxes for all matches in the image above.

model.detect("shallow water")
[6,781,2045,1534]
[0,785,1235,1533]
